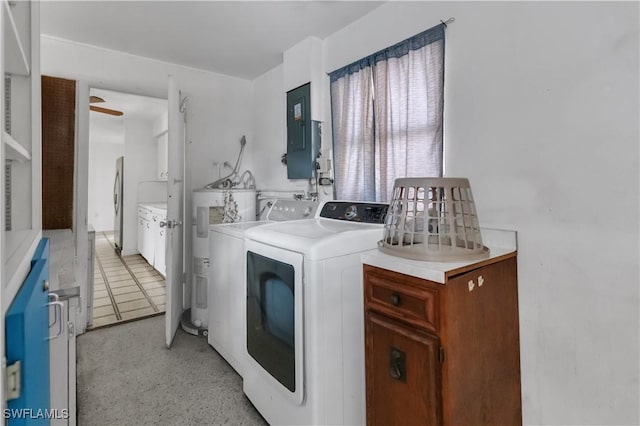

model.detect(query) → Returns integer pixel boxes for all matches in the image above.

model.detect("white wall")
[42,35,253,189]
[251,64,307,193]
[321,2,639,425]
[122,118,156,255]
[86,113,158,251]
[87,115,124,232]
[41,3,639,423]
[42,35,254,298]
[251,47,333,202]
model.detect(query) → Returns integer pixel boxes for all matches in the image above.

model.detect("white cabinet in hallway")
[137,206,154,262]
[137,203,167,277]
[150,207,166,277]
[154,224,166,277]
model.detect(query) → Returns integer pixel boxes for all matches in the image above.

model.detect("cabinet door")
[441,257,522,425]
[49,298,69,426]
[365,312,441,426]
[137,217,144,255]
[67,299,77,426]
[5,259,50,425]
[49,296,78,426]
[143,219,155,263]
[154,227,166,277]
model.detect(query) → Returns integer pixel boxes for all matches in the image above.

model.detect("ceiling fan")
[89,95,123,116]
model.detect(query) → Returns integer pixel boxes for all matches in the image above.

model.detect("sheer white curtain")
[330,24,445,202]
[330,65,375,201]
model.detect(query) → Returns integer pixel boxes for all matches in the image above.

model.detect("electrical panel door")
[287,83,319,179]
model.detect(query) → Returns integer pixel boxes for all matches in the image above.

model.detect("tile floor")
[91,232,166,328]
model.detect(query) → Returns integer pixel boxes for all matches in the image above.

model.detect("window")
[330,24,445,202]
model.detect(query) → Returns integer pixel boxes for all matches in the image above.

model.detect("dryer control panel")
[319,202,388,224]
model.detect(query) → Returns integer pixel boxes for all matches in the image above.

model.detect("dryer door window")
[247,250,296,392]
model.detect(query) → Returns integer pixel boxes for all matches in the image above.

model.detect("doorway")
[86,88,168,328]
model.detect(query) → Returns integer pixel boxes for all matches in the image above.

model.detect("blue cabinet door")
[5,239,50,425]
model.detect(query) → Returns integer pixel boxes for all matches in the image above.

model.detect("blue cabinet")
[5,238,51,425]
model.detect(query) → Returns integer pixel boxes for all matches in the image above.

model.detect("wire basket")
[379,177,489,261]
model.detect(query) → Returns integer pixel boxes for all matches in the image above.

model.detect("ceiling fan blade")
[90,105,124,116]
[89,96,105,104]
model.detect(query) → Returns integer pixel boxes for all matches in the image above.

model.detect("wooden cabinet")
[364,255,522,426]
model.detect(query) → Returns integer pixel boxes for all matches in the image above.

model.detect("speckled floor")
[77,315,267,426]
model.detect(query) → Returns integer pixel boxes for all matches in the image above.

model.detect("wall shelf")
[3,0,30,76]
[3,130,31,161]
[2,0,40,318]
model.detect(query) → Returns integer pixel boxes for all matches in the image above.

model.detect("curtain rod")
[441,17,455,27]
[326,18,453,77]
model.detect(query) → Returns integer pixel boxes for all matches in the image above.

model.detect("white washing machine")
[242,201,388,426]
[208,199,319,377]
[191,188,256,331]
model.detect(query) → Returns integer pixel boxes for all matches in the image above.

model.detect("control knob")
[345,205,358,220]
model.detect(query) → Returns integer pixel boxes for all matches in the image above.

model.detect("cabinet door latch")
[6,360,21,400]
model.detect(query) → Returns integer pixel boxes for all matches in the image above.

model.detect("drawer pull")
[389,347,406,382]
[390,293,401,306]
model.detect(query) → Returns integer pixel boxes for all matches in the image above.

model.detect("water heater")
[191,188,256,332]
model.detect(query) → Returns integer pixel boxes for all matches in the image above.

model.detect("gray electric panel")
[286,83,320,179]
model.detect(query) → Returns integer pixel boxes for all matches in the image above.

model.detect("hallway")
[91,232,166,328]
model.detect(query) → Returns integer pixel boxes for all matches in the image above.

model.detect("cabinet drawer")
[137,207,151,220]
[364,266,439,332]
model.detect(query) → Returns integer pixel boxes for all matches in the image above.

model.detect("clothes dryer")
[243,201,388,426]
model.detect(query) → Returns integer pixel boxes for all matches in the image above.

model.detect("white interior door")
[165,76,185,347]
[75,81,90,335]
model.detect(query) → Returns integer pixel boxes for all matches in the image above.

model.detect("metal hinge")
[439,347,445,364]
[6,360,21,400]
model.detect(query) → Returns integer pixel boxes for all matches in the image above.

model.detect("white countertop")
[362,228,517,284]
[140,202,167,209]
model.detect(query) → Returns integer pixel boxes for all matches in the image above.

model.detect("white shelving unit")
[3,130,30,161]
[1,0,42,308]
[3,0,29,76]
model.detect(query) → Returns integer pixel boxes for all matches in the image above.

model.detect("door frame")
[74,82,90,335]
[74,81,174,335]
